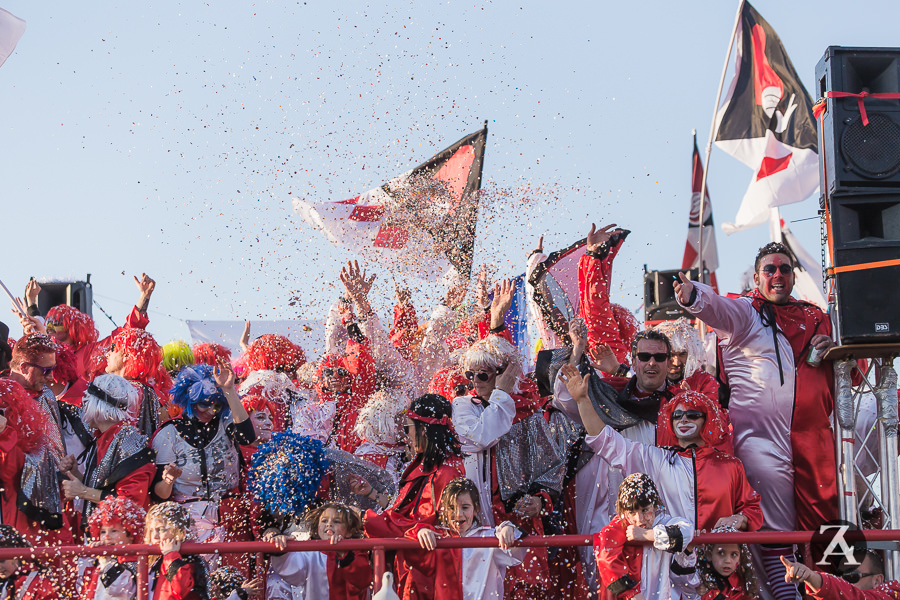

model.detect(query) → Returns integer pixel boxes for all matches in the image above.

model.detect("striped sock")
[761,545,801,600]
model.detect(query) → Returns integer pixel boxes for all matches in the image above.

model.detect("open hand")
[559,364,590,402]
[586,223,619,252]
[213,358,236,391]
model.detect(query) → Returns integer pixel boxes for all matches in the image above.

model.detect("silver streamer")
[834,359,855,430]
[323,447,398,511]
[876,363,899,438]
[495,412,566,501]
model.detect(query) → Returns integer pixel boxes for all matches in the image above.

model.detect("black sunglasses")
[761,264,793,276]
[672,409,705,421]
[635,352,670,363]
[195,401,222,412]
[840,571,876,584]
[23,362,56,376]
[465,370,496,382]
[323,367,349,378]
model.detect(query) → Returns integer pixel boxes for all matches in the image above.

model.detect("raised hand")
[673,272,694,305]
[475,264,491,309]
[588,343,620,375]
[559,364,590,403]
[586,223,619,252]
[490,279,515,322]
[340,260,376,301]
[443,280,468,311]
[25,279,41,306]
[213,358,236,391]
[240,321,252,352]
[394,282,412,306]
[134,273,156,297]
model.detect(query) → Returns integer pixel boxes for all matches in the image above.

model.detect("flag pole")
[698,0,744,285]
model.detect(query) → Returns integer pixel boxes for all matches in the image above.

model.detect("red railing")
[2,529,892,599]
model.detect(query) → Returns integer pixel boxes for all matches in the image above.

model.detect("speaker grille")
[840,113,900,178]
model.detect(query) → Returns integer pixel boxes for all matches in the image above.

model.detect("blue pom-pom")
[248,433,330,517]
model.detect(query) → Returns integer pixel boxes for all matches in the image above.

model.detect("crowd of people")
[0,224,889,600]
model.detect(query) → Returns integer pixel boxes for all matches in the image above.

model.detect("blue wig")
[169,364,229,419]
[248,433,330,517]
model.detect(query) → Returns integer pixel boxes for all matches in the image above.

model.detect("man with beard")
[675,242,836,600]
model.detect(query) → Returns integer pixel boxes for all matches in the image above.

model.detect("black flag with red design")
[293,123,488,281]
[715,1,818,233]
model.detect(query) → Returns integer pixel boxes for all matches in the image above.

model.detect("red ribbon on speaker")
[820,90,900,126]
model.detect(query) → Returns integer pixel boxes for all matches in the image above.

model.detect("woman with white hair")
[451,287,566,599]
[59,373,156,540]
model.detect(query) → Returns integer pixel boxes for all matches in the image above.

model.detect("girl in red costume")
[145,502,210,600]
[269,503,372,599]
[353,394,464,600]
[672,526,759,600]
[78,496,146,600]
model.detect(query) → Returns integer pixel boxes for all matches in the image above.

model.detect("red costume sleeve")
[112,462,156,508]
[124,306,149,330]
[159,552,195,600]
[327,550,373,600]
[475,314,514,345]
[344,340,377,397]
[593,519,641,600]
[809,573,900,600]
[730,460,764,533]
[578,235,630,364]
[0,427,24,528]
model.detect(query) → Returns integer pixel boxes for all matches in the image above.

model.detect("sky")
[2,0,899,350]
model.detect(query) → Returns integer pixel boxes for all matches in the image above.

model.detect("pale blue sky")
[2,1,898,347]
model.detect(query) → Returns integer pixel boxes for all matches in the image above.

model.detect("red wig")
[314,353,348,402]
[192,342,232,367]
[241,393,276,417]
[428,367,470,402]
[53,346,80,386]
[87,496,146,542]
[245,334,306,374]
[46,305,98,351]
[10,334,58,370]
[109,328,173,402]
[657,390,730,448]
[0,379,50,453]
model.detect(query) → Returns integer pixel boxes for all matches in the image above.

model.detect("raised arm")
[674,274,753,341]
[578,224,630,363]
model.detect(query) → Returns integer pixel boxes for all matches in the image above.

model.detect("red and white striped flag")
[683,135,719,292]
[293,124,487,281]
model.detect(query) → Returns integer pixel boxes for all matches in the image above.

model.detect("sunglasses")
[23,362,56,376]
[840,571,876,584]
[761,264,793,276]
[323,367,349,378]
[635,352,670,363]
[195,401,222,412]
[672,409,705,421]
[465,370,497,382]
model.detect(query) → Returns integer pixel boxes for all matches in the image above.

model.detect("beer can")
[807,345,824,367]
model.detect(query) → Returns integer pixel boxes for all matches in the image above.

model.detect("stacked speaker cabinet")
[643,268,699,325]
[36,279,93,318]
[816,46,900,344]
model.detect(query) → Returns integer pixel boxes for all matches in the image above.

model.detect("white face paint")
[671,403,706,446]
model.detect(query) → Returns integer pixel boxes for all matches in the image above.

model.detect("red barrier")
[2,530,894,599]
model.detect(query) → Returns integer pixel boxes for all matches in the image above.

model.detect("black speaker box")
[36,280,93,318]
[643,268,698,323]
[817,46,900,194]
[817,46,900,344]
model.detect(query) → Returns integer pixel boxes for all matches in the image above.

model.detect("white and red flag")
[683,134,720,292]
[0,8,25,69]
[716,2,818,234]
[293,124,487,281]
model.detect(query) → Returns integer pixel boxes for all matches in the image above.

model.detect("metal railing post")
[373,545,386,593]
[136,553,149,600]
[876,360,899,579]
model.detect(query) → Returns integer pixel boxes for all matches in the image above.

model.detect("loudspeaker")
[36,279,93,318]
[817,46,900,193]
[643,268,698,323]
[817,46,900,344]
